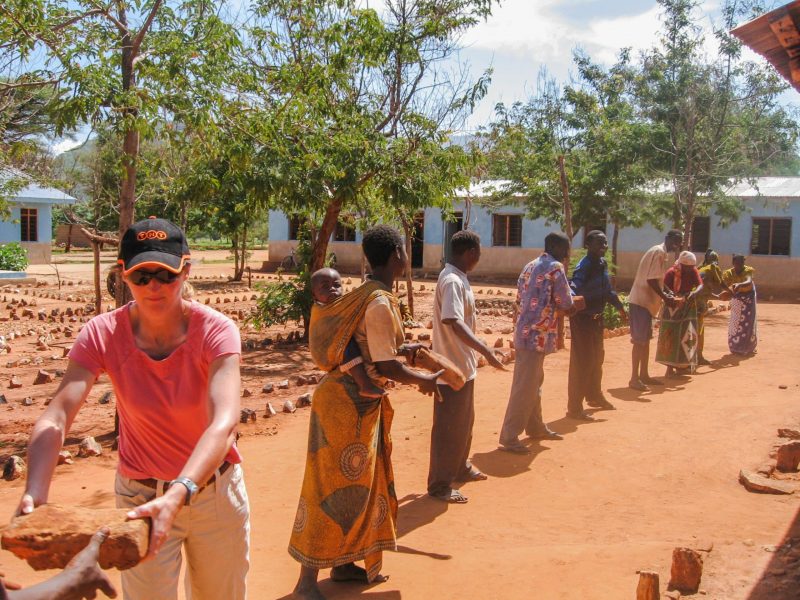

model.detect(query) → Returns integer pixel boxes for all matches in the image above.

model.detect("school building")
[267,177,799,294]
[0,175,76,264]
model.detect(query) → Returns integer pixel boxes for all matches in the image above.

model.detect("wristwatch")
[170,477,199,505]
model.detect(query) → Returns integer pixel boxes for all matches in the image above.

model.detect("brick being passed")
[2,503,149,570]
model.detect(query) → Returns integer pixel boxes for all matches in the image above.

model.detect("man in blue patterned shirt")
[498,232,584,454]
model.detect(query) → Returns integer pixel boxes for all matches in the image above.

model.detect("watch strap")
[170,476,198,505]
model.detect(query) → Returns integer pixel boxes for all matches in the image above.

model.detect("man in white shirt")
[628,229,683,391]
[429,230,504,504]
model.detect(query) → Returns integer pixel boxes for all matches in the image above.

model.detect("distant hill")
[51,139,99,203]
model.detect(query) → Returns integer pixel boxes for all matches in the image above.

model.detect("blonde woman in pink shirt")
[16,218,249,600]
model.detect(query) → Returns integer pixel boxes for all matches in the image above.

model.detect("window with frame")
[20,208,37,242]
[690,216,710,253]
[492,214,522,247]
[334,216,357,242]
[751,217,791,256]
[288,215,302,241]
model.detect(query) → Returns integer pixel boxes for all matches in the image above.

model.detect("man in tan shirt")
[628,229,682,391]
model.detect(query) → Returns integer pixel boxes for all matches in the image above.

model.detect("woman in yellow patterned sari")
[723,254,758,355]
[290,225,441,600]
[695,250,733,365]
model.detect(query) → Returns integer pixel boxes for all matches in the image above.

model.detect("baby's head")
[311,268,343,304]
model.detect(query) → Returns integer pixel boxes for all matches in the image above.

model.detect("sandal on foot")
[429,489,468,504]
[331,563,369,583]
[498,442,531,455]
[457,467,488,482]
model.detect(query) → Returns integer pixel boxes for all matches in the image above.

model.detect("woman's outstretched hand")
[126,486,185,560]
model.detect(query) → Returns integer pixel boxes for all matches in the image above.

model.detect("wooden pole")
[79,228,118,315]
[636,571,660,600]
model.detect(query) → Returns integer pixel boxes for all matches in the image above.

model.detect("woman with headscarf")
[722,254,758,355]
[656,250,703,377]
[695,250,733,365]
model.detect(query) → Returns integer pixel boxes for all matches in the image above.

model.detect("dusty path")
[0,261,798,598]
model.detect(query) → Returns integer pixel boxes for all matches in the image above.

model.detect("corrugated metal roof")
[454,180,515,198]
[1,169,76,204]
[725,177,800,197]
[13,182,76,204]
[456,178,800,200]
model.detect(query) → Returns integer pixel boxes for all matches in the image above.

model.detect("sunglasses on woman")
[127,269,181,286]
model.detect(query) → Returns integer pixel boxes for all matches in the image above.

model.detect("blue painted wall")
[424,202,566,249]
[709,199,798,256]
[0,204,54,243]
[270,199,798,257]
[269,210,289,242]
[268,209,364,243]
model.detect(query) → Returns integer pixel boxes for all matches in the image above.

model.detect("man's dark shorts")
[629,303,653,344]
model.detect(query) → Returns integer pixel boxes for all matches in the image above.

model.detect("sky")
[455,0,782,130]
[50,0,790,153]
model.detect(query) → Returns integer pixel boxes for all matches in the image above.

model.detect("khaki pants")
[499,348,546,445]
[115,464,250,600]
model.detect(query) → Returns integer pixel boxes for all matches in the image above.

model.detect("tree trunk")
[116,29,137,308]
[682,201,694,253]
[232,234,240,280]
[93,241,102,316]
[310,198,344,272]
[556,155,572,351]
[233,226,247,281]
[401,216,415,318]
[65,224,72,253]
[611,221,621,287]
[241,225,248,280]
[118,127,138,240]
[557,155,574,241]
[180,200,188,232]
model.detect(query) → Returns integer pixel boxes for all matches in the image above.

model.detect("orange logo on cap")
[137,230,168,241]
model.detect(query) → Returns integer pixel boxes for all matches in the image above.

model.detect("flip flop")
[463,468,488,481]
[628,380,649,392]
[429,489,469,504]
[331,564,368,583]
[456,467,488,482]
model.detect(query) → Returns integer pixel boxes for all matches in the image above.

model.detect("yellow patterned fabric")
[289,281,401,581]
[308,280,390,371]
[722,265,755,292]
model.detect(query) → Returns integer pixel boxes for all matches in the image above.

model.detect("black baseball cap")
[118,217,190,274]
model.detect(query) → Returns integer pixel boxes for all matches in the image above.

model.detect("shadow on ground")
[470,444,548,479]
[747,504,800,599]
[275,585,402,600]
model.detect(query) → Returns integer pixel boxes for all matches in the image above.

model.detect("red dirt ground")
[0,250,798,599]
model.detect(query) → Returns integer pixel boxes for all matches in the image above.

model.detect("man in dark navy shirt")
[567,230,626,418]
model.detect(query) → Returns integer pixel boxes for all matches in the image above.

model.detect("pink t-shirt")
[69,301,242,481]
